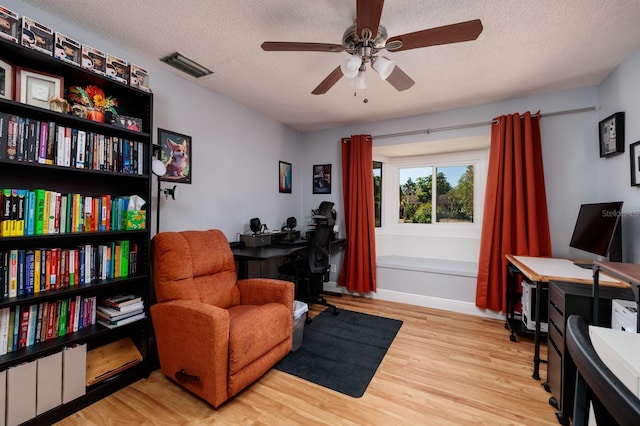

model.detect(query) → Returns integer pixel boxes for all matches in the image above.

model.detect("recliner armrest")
[237,278,294,309]
[150,299,231,407]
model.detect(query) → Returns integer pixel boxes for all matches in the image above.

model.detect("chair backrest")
[308,223,333,274]
[152,229,241,308]
[565,314,640,425]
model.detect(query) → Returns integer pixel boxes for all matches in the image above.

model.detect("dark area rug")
[274,308,403,397]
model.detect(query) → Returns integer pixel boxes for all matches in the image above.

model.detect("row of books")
[0,295,97,355]
[1,188,141,237]
[0,241,138,299]
[96,294,145,329]
[0,112,146,175]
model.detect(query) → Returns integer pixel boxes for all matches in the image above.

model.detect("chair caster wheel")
[509,334,517,342]
[543,381,550,393]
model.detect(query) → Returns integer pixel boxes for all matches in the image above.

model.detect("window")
[373,161,382,227]
[372,134,490,232]
[399,165,474,223]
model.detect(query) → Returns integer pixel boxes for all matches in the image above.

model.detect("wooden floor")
[56,296,559,425]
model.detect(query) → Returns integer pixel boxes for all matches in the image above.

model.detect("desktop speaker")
[249,218,261,234]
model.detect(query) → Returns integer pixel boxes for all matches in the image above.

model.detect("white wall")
[594,47,640,263]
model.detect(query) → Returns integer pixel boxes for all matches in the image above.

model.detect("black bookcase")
[0,36,152,425]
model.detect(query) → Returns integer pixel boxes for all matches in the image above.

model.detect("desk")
[505,255,627,380]
[231,238,346,279]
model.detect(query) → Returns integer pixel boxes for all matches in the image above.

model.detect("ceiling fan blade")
[261,42,344,52]
[386,65,415,91]
[386,19,483,52]
[356,0,384,39]
[312,66,343,95]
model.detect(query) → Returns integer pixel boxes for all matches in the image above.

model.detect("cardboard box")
[241,233,271,247]
[54,32,81,66]
[123,210,146,230]
[0,6,19,43]
[106,54,129,84]
[20,17,53,56]
[82,44,106,76]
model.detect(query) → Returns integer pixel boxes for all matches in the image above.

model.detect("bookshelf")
[0,35,152,424]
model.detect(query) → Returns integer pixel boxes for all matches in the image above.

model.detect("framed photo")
[158,128,192,184]
[0,57,13,100]
[15,67,63,109]
[279,161,292,193]
[599,112,625,158]
[630,141,640,187]
[313,164,332,194]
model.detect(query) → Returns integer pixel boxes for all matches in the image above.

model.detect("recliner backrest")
[153,230,241,308]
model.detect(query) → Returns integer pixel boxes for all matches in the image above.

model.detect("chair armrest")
[238,278,294,309]
[150,299,231,407]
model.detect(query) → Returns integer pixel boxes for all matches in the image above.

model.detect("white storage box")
[292,300,308,351]
[612,299,638,333]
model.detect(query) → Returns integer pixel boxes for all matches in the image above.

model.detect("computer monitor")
[569,201,623,261]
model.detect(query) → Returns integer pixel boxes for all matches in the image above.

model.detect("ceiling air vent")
[160,52,213,78]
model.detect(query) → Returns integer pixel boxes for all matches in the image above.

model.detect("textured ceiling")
[22,0,640,132]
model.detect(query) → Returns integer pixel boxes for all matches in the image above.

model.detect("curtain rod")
[367,106,598,140]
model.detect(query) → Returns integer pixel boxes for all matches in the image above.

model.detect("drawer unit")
[546,281,634,424]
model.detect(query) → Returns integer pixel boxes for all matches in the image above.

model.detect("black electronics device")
[249,218,261,234]
[569,201,623,262]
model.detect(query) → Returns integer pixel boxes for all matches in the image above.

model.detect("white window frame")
[376,147,489,239]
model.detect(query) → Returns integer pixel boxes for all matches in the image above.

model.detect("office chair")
[565,315,640,425]
[278,217,339,320]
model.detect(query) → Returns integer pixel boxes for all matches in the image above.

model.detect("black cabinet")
[546,280,634,425]
[0,36,152,425]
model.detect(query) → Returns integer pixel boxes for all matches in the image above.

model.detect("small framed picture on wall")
[599,112,625,158]
[312,164,331,194]
[630,141,640,187]
[279,161,292,193]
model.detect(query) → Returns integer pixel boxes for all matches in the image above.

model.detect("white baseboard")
[323,282,504,320]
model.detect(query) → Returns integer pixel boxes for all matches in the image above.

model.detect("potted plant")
[68,85,118,122]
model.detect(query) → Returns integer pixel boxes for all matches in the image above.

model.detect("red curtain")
[475,112,552,312]
[338,135,377,293]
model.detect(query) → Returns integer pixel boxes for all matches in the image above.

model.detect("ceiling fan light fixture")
[340,55,362,78]
[372,56,396,80]
[354,70,367,90]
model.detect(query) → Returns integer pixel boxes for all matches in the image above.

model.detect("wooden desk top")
[506,255,629,288]
[594,261,640,286]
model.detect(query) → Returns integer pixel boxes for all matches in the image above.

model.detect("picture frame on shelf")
[0,56,13,100]
[15,67,63,109]
[158,128,192,184]
[279,161,292,193]
[630,141,640,187]
[599,112,625,158]
[312,164,331,194]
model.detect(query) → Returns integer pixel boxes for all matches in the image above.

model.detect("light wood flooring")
[56,295,559,425]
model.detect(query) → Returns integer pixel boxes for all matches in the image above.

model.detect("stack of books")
[96,294,145,329]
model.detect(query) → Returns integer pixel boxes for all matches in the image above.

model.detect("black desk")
[231,238,346,279]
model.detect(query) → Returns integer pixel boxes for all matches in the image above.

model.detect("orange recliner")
[150,230,294,407]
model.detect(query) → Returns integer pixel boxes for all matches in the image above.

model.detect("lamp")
[340,55,362,78]
[161,185,179,200]
[372,56,395,80]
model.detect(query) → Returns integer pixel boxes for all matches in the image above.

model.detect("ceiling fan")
[261,0,483,96]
